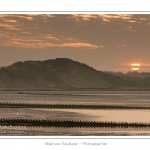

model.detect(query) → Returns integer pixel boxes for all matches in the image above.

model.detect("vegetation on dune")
[0,58,150,90]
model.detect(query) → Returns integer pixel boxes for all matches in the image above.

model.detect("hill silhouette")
[0,58,150,90]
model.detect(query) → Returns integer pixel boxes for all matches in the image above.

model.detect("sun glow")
[131,68,140,71]
[131,63,140,71]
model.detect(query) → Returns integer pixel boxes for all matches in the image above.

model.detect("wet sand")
[1,127,150,136]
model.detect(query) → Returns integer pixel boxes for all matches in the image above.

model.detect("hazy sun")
[131,63,140,71]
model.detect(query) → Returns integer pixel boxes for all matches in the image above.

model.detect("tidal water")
[0,91,150,135]
[0,91,150,106]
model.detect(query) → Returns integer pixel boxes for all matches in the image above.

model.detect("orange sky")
[0,14,150,72]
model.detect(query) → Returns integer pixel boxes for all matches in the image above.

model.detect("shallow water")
[0,91,150,135]
[0,108,150,123]
[1,127,150,136]
[0,91,150,107]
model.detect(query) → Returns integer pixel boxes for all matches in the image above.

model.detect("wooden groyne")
[0,103,150,109]
[0,119,150,128]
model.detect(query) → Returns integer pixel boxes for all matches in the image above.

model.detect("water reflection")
[0,91,150,135]
[1,108,150,123]
[24,126,150,136]
[1,91,150,107]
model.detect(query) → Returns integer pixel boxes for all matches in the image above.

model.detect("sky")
[0,14,150,72]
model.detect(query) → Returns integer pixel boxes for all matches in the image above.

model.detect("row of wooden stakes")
[0,119,150,128]
[0,103,150,109]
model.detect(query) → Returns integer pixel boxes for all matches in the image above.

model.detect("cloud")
[0,14,103,50]
[98,14,133,22]
[1,14,149,51]
[59,43,99,49]
[69,14,134,22]
[69,14,150,27]
[69,14,98,21]
[117,44,127,48]
[2,38,99,49]
[3,19,17,23]
[44,34,59,40]
[120,62,150,67]
[0,23,20,30]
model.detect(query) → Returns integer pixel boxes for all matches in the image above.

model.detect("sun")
[131,63,140,71]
